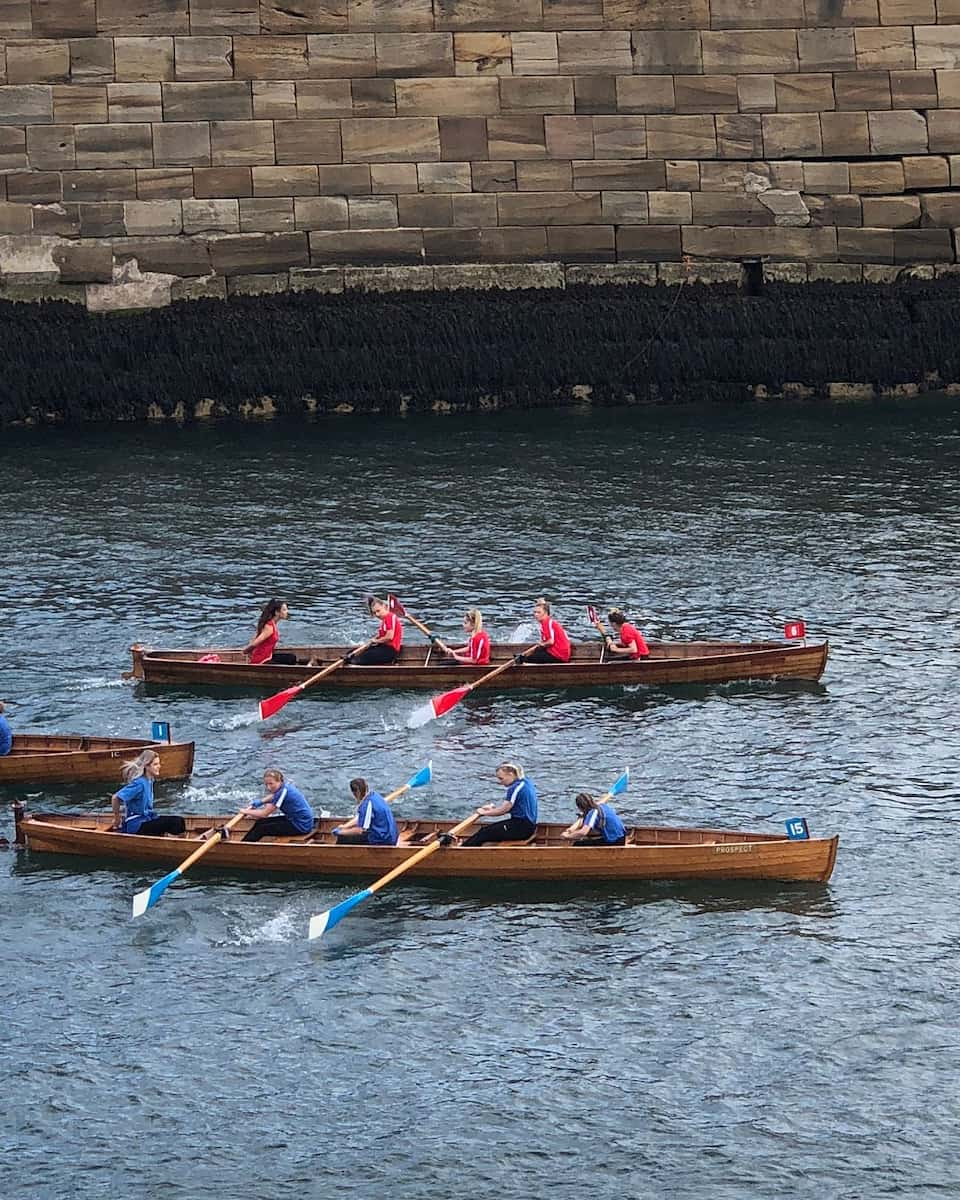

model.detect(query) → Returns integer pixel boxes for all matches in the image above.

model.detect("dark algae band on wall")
[2,277,960,425]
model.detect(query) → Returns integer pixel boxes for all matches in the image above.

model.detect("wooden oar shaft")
[174,810,247,874]
[367,810,481,895]
[297,636,377,690]
[384,783,408,803]
[467,643,538,691]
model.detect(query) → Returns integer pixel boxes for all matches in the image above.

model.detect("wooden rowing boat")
[14,808,838,883]
[129,636,828,692]
[0,735,195,785]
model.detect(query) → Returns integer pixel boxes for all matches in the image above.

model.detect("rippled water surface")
[2,402,959,1199]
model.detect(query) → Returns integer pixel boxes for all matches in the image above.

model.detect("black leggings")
[463,817,536,847]
[243,817,309,842]
[351,644,399,666]
[576,835,627,847]
[334,831,370,845]
[270,651,299,665]
[524,647,565,664]
[135,816,186,836]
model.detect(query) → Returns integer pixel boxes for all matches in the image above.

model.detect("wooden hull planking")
[17,813,839,884]
[0,736,195,785]
[129,639,829,692]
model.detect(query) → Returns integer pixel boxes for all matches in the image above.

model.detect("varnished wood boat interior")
[9,735,164,755]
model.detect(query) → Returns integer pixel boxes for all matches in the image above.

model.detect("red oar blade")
[407,685,471,729]
[258,685,302,721]
[388,593,407,616]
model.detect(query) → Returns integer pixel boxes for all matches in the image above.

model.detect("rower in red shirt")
[350,595,403,665]
[243,599,298,665]
[437,608,491,665]
[604,609,650,660]
[526,597,571,663]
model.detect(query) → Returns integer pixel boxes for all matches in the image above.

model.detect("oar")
[258,636,377,721]
[131,810,247,918]
[587,604,611,660]
[384,760,433,804]
[407,641,540,727]
[387,593,451,654]
[308,809,482,940]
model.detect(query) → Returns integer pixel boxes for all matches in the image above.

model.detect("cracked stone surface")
[757,190,810,227]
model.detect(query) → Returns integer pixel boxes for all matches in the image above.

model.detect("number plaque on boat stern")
[785,817,810,840]
[151,721,171,743]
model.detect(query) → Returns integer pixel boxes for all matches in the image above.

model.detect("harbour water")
[2,402,959,1199]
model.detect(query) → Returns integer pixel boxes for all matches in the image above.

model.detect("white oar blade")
[406,699,439,729]
[131,869,180,918]
[308,888,373,940]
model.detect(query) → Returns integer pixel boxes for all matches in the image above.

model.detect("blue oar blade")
[131,868,181,919]
[609,768,630,798]
[308,888,374,940]
[407,760,433,790]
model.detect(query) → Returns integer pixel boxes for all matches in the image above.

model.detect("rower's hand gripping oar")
[387,593,452,656]
[131,810,247,918]
[258,636,377,721]
[308,809,482,941]
[407,641,540,728]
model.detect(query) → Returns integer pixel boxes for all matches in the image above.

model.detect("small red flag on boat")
[784,620,806,640]
[388,593,406,616]
[258,684,302,721]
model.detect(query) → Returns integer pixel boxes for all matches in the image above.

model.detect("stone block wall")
[3,1,960,306]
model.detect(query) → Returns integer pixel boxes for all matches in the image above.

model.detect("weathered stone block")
[649,190,692,223]
[433,0,542,32]
[632,31,702,75]
[564,262,654,285]
[152,121,211,166]
[123,199,182,235]
[108,83,163,122]
[439,115,488,160]
[209,231,309,274]
[451,190,497,223]
[600,190,648,223]
[893,227,952,261]
[174,37,233,81]
[308,227,423,262]
[860,194,921,226]
[920,191,960,225]
[849,159,905,191]
[239,197,295,233]
[716,114,763,159]
[500,77,574,114]
[709,0,803,26]
[543,0,604,30]
[341,116,439,160]
[868,108,927,153]
[6,40,71,84]
[892,70,937,108]
[453,33,512,76]
[472,160,516,189]
[803,161,851,192]
[610,0,708,29]
[573,158,666,189]
[370,162,419,192]
[0,85,53,126]
[929,109,960,151]
[775,74,835,113]
[227,271,289,295]
[804,0,879,28]
[511,33,558,75]
[182,197,240,232]
[557,31,632,75]
[546,224,615,261]
[136,167,194,199]
[0,127,26,172]
[233,36,310,79]
[33,0,97,37]
[396,78,500,116]
[762,114,822,157]
[114,38,175,81]
[351,78,396,116]
[251,165,318,196]
[0,202,32,234]
[682,225,837,260]
[69,38,115,82]
[171,273,226,300]
[915,25,960,70]
[616,76,675,114]
[438,261,563,286]
[345,263,436,288]
[647,115,716,158]
[674,75,737,113]
[422,227,482,260]
[294,194,348,228]
[834,71,891,110]
[307,34,377,77]
[692,192,774,225]
[935,69,960,107]
[62,168,137,200]
[261,0,349,33]
[737,75,776,113]
[291,80,350,118]
[838,227,893,261]
[288,264,343,292]
[902,155,949,189]
[53,238,113,281]
[32,202,81,235]
[855,27,915,70]
[210,120,276,165]
[516,161,574,189]
[193,166,252,197]
[54,84,107,123]
[418,161,472,190]
[478,225,549,260]
[544,114,594,158]
[797,28,856,72]
[498,190,600,225]
[487,116,547,159]
[702,31,798,75]
[255,81,299,119]
[594,114,647,158]
[317,163,371,192]
[398,193,454,226]
[665,160,699,190]
[6,171,61,203]
[97,0,188,35]
[808,263,862,282]
[79,201,125,236]
[274,119,341,164]
[821,111,870,155]
[376,34,453,77]
[189,0,259,35]
[162,82,252,121]
[76,123,152,168]
[617,224,681,261]
[347,194,398,227]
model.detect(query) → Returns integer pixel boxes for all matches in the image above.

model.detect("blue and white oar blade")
[609,768,630,797]
[308,888,373,940]
[407,760,433,789]
[131,868,181,919]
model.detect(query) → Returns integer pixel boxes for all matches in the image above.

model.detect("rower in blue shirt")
[110,749,187,836]
[462,762,538,846]
[561,792,627,846]
[241,769,315,842]
[0,702,11,756]
[333,778,399,846]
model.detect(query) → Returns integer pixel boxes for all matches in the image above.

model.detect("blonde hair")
[264,768,285,785]
[498,761,524,780]
[122,748,159,784]
[533,597,551,615]
[465,608,483,633]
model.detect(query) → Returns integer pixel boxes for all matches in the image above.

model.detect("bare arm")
[243,626,273,655]
[110,792,122,830]
[477,800,511,818]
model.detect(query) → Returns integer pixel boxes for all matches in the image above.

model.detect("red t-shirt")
[618,621,649,659]
[378,612,403,652]
[250,620,279,665]
[539,616,571,662]
[468,630,491,664]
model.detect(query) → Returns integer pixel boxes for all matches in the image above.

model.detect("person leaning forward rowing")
[561,792,627,847]
[603,609,649,661]
[435,608,491,666]
[523,598,571,664]
[347,596,403,666]
[110,749,187,836]
[238,769,316,843]
[459,762,538,847]
[332,778,399,845]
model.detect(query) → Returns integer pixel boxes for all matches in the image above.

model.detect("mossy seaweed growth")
[2,278,958,425]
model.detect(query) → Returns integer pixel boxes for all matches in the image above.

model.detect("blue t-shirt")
[505,778,537,824]
[357,791,398,846]
[0,715,11,756]
[583,803,626,843]
[117,775,156,834]
[262,782,315,834]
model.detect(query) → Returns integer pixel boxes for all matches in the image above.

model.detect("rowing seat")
[495,833,538,847]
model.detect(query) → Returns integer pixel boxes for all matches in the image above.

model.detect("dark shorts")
[351,644,400,666]
[135,815,186,836]
[463,817,536,847]
[242,816,311,843]
[575,835,627,847]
